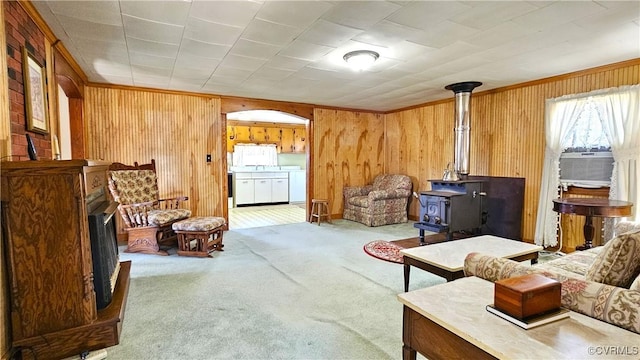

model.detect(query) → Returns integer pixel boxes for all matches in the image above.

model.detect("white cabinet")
[271,178,289,202]
[234,176,255,205]
[289,170,306,202]
[233,171,289,206]
[254,178,272,203]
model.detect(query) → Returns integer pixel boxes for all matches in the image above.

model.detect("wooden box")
[494,274,561,319]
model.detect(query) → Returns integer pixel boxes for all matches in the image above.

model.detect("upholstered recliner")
[108,160,191,255]
[343,174,412,227]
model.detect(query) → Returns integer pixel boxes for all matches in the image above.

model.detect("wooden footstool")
[172,217,226,257]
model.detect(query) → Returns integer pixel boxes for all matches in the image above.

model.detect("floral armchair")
[343,174,412,227]
[107,160,191,255]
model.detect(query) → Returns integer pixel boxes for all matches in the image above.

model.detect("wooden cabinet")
[227,122,305,153]
[0,160,130,359]
[233,172,289,206]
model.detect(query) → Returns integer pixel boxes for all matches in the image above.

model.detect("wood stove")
[414,180,485,243]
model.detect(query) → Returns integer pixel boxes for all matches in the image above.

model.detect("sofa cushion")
[585,232,640,288]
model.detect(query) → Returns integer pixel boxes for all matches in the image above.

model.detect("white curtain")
[534,97,587,247]
[534,84,640,247]
[599,85,640,223]
[232,144,278,166]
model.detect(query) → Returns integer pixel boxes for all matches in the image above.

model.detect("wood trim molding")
[227,120,306,128]
[221,96,314,120]
[88,82,221,99]
[0,1,11,160]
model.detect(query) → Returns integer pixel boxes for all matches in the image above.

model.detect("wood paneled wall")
[83,86,226,235]
[312,109,385,217]
[383,60,639,247]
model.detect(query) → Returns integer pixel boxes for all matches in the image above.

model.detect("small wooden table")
[553,198,633,250]
[398,276,640,360]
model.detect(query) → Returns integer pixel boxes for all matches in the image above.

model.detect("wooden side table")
[552,198,633,250]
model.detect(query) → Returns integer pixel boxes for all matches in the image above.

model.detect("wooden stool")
[172,217,226,257]
[309,199,331,225]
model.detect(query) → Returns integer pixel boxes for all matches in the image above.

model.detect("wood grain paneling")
[384,61,639,248]
[312,109,384,217]
[83,86,226,235]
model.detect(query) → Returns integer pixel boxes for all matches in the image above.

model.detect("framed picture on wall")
[22,47,49,134]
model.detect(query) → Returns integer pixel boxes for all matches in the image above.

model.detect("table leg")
[418,229,426,246]
[404,262,410,292]
[576,215,595,251]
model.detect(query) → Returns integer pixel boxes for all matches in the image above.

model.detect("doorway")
[226,109,309,229]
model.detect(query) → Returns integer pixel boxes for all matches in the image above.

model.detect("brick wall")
[5,0,51,161]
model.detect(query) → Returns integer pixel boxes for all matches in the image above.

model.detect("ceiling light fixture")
[343,50,379,71]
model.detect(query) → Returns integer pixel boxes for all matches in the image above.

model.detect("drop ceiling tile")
[449,2,539,30]
[353,20,422,48]
[573,5,640,31]
[213,66,253,80]
[256,1,334,28]
[190,1,262,28]
[249,67,295,81]
[242,18,303,46]
[47,0,122,25]
[184,17,244,46]
[179,38,231,59]
[278,40,335,61]
[511,1,606,30]
[87,71,133,86]
[387,1,473,30]
[132,65,173,78]
[129,53,175,69]
[132,75,170,87]
[263,55,311,71]
[126,37,180,58]
[407,20,480,49]
[91,60,132,77]
[168,78,207,90]
[385,41,436,61]
[229,39,282,59]
[321,1,402,29]
[205,74,246,87]
[465,21,535,48]
[120,1,191,26]
[219,54,267,71]
[73,38,129,60]
[171,67,214,80]
[122,14,184,44]
[174,53,220,72]
[297,19,363,47]
[55,14,125,43]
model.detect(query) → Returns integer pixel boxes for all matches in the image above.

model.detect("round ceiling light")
[343,50,379,71]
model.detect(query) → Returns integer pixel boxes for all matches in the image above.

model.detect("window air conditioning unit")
[559,152,614,188]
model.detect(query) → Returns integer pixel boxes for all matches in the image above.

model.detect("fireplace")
[87,197,120,310]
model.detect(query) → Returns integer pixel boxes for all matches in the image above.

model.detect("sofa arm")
[368,189,411,201]
[343,185,372,198]
[463,252,640,334]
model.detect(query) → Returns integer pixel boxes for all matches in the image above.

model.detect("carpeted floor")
[106,220,443,359]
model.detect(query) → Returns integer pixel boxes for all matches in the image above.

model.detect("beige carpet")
[228,204,307,229]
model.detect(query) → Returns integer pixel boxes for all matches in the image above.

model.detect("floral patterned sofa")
[464,221,640,334]
[342,174,412,227]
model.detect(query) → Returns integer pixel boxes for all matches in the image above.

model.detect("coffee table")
[401,235,542,291]
[398,276,640,360]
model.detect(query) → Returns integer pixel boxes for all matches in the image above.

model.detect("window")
[232,144,278,167]
[562,101,610,153]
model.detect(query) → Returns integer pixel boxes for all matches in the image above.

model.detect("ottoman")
[172,216,226,257]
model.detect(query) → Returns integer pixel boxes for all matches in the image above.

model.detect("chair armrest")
[368,189,411,201]
[343,185,372,198]
[118,201,156,228]
[158,196,189,209]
